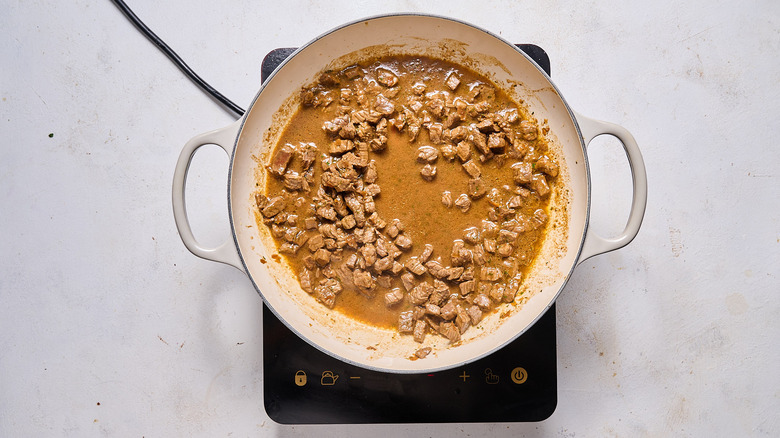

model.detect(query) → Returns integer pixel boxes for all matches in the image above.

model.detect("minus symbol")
[350,376,361,379]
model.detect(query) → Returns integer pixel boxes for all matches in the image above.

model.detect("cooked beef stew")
[255,55,558,347]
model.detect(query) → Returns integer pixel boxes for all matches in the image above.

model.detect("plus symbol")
[459,371,470,382]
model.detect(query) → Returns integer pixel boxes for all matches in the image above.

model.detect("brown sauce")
[256,55,558,345]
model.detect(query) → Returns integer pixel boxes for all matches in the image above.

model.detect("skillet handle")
[172,120,245,272]
[574,112,648,265]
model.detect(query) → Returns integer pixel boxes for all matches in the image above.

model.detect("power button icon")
[510,367,528,384]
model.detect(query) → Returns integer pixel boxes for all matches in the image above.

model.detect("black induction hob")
[261,45,557,424]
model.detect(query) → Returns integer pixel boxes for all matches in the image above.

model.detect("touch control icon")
[485,368,500,384]
[511,367,528,384]
[320,371,339,386]
[294,370,307,386]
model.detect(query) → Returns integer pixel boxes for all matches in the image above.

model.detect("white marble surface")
[1,0,778,436]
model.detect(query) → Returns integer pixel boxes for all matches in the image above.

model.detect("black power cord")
[110,0,245,116]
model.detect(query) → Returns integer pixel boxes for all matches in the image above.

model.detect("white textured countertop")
[2,0,778,436]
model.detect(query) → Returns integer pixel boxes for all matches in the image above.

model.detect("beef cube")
[411,82,426,95]
[391,261,405,275]
[279,242,299,254]
[481,220,499,238]
[268,143,295,177]
[406,257,427,276]
[445,72,461,90]
[385,218,403,238]
[439,301,457,320]
[456,141,471,162]
[415,347,432,359]
[298,142,318,169]
[461,160,481,178]
[480,266,502,282]
[498,243,514,258]
[467,305,483,324]
[444,266,465,281]
[427,95,446,118]
[364,183,381,198]
[520,120,538,140]
[329,139,355,155]
[304,216,318,230]
[413,319,428,343]
[467,177,487,199]
[420,244,434,263]
[487,133,508,152]
[376,275,393,289]
[483,238,497,254]
[398,310,415,333]
[425,259,447,279]
[531,208,549,229]
[507,196,523,209]
[374,94,396,116]
[299,267,315,293]
[384,288,404,307]
[359,243,377,266]
[441,190,453,208]
[417,146,440,163]
[474,293,492,310]
[308,234,325,252]
[409,282,434,305]
[376,68,398,87]
[314,278,342,308]
[440,144,456,161]
[401,272,416,291]
[511,161,533,185]
[535,155,559,177]
[261,196,287,218]
[454,194,472,213]
[459,280,475,295]
[315,204,338,221]
[455,307,471,334]
[395,234,413,250]
[364,160,378,184]
[428,123,444,144]
[341,215,357,230]
[345,253,358,269]
[439,322,461,343]
[420,164,437,181]
[530,174,551,197]
[283,170,305,191]
[424,303,441,316]
[321,172,353,192]
[353,270,376,295]
[463,228,481,246]
[374,256,393,273]
[313,248,332,266]
[470,130,490,154]
[489,284,505,302]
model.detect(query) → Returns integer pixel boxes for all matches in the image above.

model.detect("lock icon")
[294,370,307,386]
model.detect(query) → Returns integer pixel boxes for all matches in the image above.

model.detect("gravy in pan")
[255,55,559,354]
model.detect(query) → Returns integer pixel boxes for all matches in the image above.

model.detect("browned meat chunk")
[420,164,437,181]
[455,307,471,333]
[401,272,416,291]
[313,248,332,266]
[406,257,427,276]
[474,293,492,310]
[398,310,414,333]
[441,190,453,208]
[470,130,490,155]
[384,287,404,307]
[456,141,471,162]
[439,301,457,320]
[409,282,433,305]
[420,244,434,263]
[535,155,559,177]
[488,133,508,152]
[462,160,481,178]
[459,280,475,295]
[269,143,295,177]
[463,227,481,244]
[364,160,378,184]
[411,82,426,95]
[261,196,286,218]
[417,146,439,163]
[439,322,461,343]
[298,142,318,169]
[480,266,502,282]
[428,123,444,144]
[445,72,461,90]
[376,68,398,87]
[395,234,413,250]
[520,120,538,140]
[375,94,395,115]
[415,347,432,359]
[329,139,355,155]
[413,319,428,343]
[531,174,551,197]
[283,170,305,191]
[454,194,471,213]
[467,178,487,199]
[353,270,376,295]
[511,162,533,184]
[314,278,342,308]
[299,267,315,293]
[467,305,483,324]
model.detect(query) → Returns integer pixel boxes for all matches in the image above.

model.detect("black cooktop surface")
[261,45,557,424]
